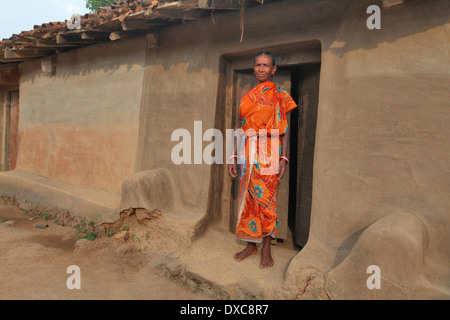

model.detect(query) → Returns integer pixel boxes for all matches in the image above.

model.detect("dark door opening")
[282,63,320,249]
[1,89,19,171]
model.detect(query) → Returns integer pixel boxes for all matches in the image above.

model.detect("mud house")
[0,0,449,299]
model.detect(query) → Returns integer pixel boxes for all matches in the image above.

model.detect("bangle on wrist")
[280,156,289,163]
[229,154,237,160]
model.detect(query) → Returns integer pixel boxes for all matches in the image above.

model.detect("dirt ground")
[0,197,209,300]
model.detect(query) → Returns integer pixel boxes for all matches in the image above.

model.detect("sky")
[0,0,90,40]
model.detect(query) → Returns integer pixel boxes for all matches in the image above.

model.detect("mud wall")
[136,0,450,298]
[4,0,448,299]
[16,37,146,193]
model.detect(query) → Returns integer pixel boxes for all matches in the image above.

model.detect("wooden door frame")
[0,85,19,171]
[221,41,322,239]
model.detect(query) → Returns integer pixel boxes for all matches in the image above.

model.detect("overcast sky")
[0,0,89,40]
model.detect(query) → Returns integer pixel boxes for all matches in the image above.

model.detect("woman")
[228,52,298,269]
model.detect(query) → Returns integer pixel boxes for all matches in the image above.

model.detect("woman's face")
[254,55,277,83]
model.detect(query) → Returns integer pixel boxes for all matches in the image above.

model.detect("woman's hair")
[255,51,276,67]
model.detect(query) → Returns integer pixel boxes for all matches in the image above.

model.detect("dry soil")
[0,199,209,300]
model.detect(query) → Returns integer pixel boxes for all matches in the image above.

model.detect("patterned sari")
[235,81,297,243]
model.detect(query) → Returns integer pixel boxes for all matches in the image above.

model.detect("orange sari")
[235,81,297,243]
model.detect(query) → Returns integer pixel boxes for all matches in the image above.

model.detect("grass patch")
[77,232,97,241]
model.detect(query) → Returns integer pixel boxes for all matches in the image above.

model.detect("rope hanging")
[240,0,246,43]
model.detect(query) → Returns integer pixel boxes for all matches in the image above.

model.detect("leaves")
[85,0,117,13]
[77,232,97,241]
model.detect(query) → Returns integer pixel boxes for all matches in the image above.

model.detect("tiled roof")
[0,0,274,66]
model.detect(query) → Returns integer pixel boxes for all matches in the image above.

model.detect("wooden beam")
[4,48,54,59]
[198,0,241,9]
[36,40,82,48]
[0,58,29,63]
[81,31,111,40]
[57,33,83,44]
[56,33,69,44]
[109,31,131,41]
[121,19,153,31]
[15,36,37,45]
[57,33,97,46]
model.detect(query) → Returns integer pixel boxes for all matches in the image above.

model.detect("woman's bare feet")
[234,243,258,262]
[234,238,274,268]
[260,237,274,269]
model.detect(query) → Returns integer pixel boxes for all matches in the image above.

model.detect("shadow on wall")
[16,0,450,84]
[318,0,450,56]
[21,36,146,86]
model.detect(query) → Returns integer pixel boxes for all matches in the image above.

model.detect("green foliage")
[85,0,117,13]
[77,232,97,241]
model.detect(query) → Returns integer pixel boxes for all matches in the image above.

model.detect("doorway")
[285,63,320,249]
[228,57,320,250]
[0,88,19,171]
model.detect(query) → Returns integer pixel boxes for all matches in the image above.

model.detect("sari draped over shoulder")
[236,81,297,243]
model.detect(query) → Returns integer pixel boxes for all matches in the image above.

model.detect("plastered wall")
[16,36,146,193]
[5,0,449,298]
[135,0,450,298]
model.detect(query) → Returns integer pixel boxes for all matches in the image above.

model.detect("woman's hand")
[229,162,238,178]
[278,160,287,181]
